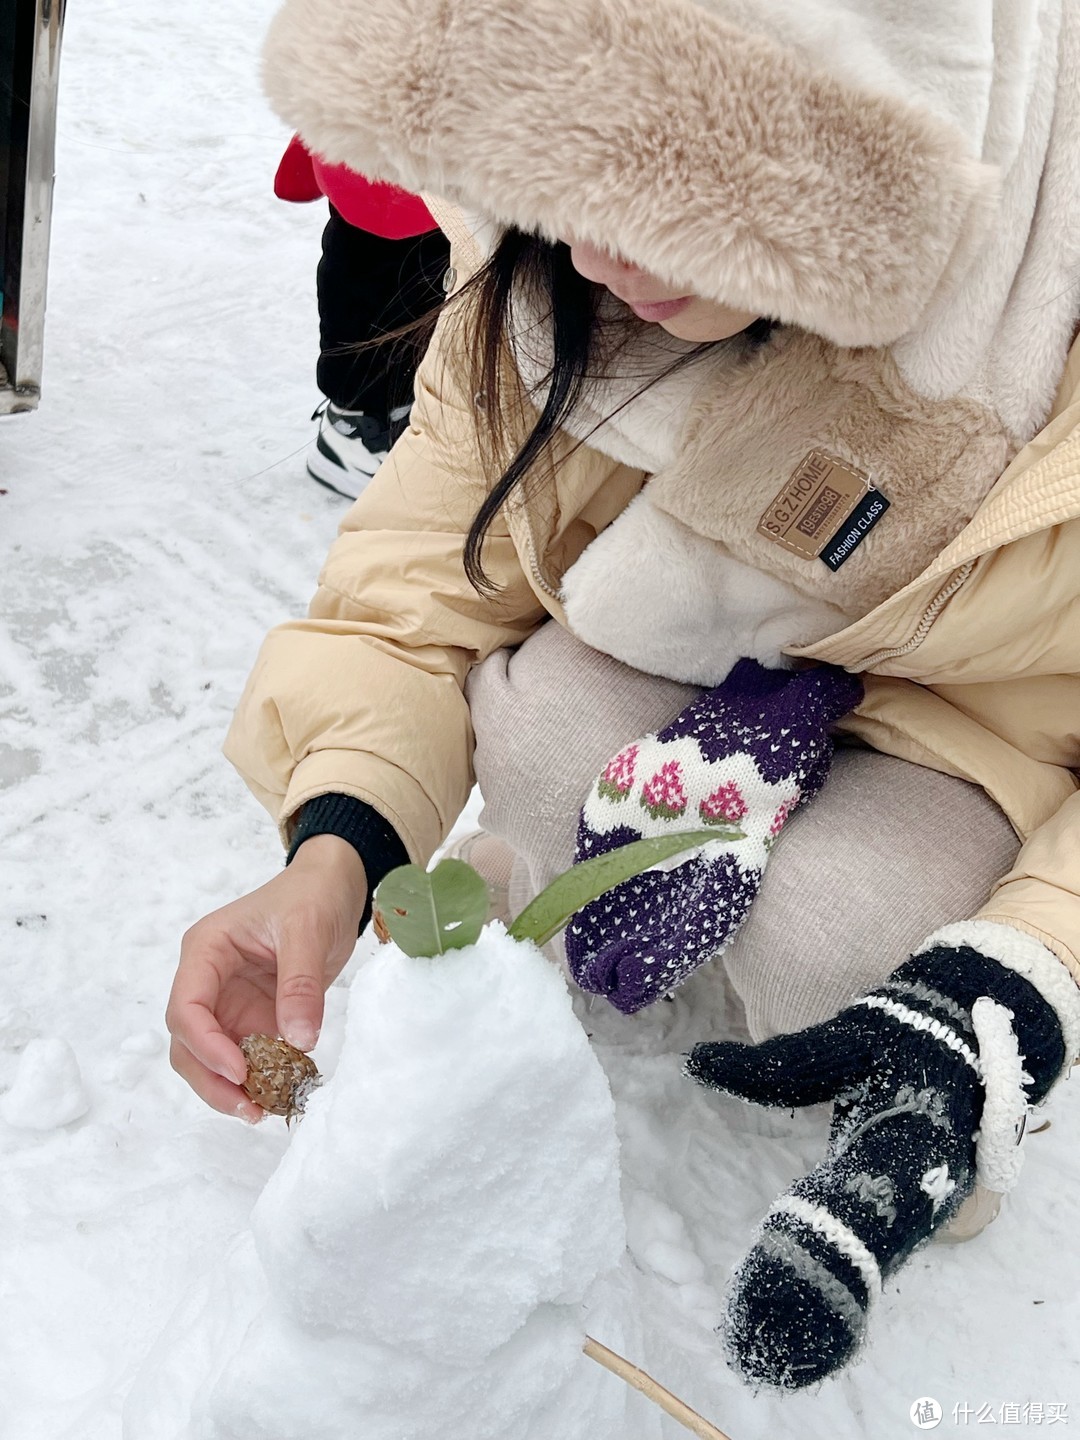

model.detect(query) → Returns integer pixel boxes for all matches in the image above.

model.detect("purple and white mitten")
[565,659,863,1013]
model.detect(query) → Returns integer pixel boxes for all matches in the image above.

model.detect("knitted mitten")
[564,660,863,1013]
[685,922,1080,1390]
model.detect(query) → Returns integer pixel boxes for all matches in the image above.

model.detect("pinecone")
[239,1035,321,1123]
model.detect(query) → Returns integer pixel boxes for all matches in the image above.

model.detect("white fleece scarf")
[512,301,851,682]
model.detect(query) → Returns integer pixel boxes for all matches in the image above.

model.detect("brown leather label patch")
[757,451,875,561]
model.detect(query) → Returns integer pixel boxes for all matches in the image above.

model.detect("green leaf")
[373,859,490,958]
[508,828,741,949]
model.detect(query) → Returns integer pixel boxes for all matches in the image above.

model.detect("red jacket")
[274,134,437,241]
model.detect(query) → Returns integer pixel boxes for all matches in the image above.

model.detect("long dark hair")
[412,229,776,591]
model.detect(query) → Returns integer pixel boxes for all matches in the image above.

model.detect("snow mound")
[1,1037,90,1129]
[125,924,631,1439]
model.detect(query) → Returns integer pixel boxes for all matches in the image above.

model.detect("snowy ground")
[2,3,1079,1437]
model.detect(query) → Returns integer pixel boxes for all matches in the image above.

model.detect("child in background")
[274,136,451,498]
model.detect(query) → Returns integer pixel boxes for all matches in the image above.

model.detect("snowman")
[123,840,726,1440]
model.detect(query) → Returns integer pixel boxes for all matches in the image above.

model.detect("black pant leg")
[315,205,452,416]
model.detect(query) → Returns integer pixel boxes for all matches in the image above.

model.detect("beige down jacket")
[225,237,1080,985]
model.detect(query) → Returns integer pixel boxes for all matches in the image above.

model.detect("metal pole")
[1,0,66,413]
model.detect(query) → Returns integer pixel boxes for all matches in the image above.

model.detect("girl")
[169,0,1080,1391]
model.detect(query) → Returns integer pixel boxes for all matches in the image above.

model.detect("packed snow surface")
[125,928,644,1439]
[2,0,1080,1436]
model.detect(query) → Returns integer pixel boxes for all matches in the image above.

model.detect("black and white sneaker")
[305,402,412,500]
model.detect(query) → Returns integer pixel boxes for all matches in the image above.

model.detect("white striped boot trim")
[858,995,981,1073]
[769,1194,882,1300]
[756,1229,866,1339]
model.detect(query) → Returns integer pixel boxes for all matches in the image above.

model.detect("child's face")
[568,237,761,342]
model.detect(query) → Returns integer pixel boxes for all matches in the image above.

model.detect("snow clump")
[0,1037,90,1129]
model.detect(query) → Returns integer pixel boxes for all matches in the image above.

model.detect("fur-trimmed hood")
[265,0,1080,686]
[265,0,996,350]
[265,0,1080,442]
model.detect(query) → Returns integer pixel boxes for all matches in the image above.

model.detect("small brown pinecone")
[240,1035,321,1123]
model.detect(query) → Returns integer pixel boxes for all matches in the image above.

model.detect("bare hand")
[167,836,367,1119]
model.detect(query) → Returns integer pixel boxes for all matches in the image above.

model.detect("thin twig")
[583,1335,735,1440]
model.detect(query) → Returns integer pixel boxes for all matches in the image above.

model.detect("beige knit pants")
[465,620,1020,1043]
